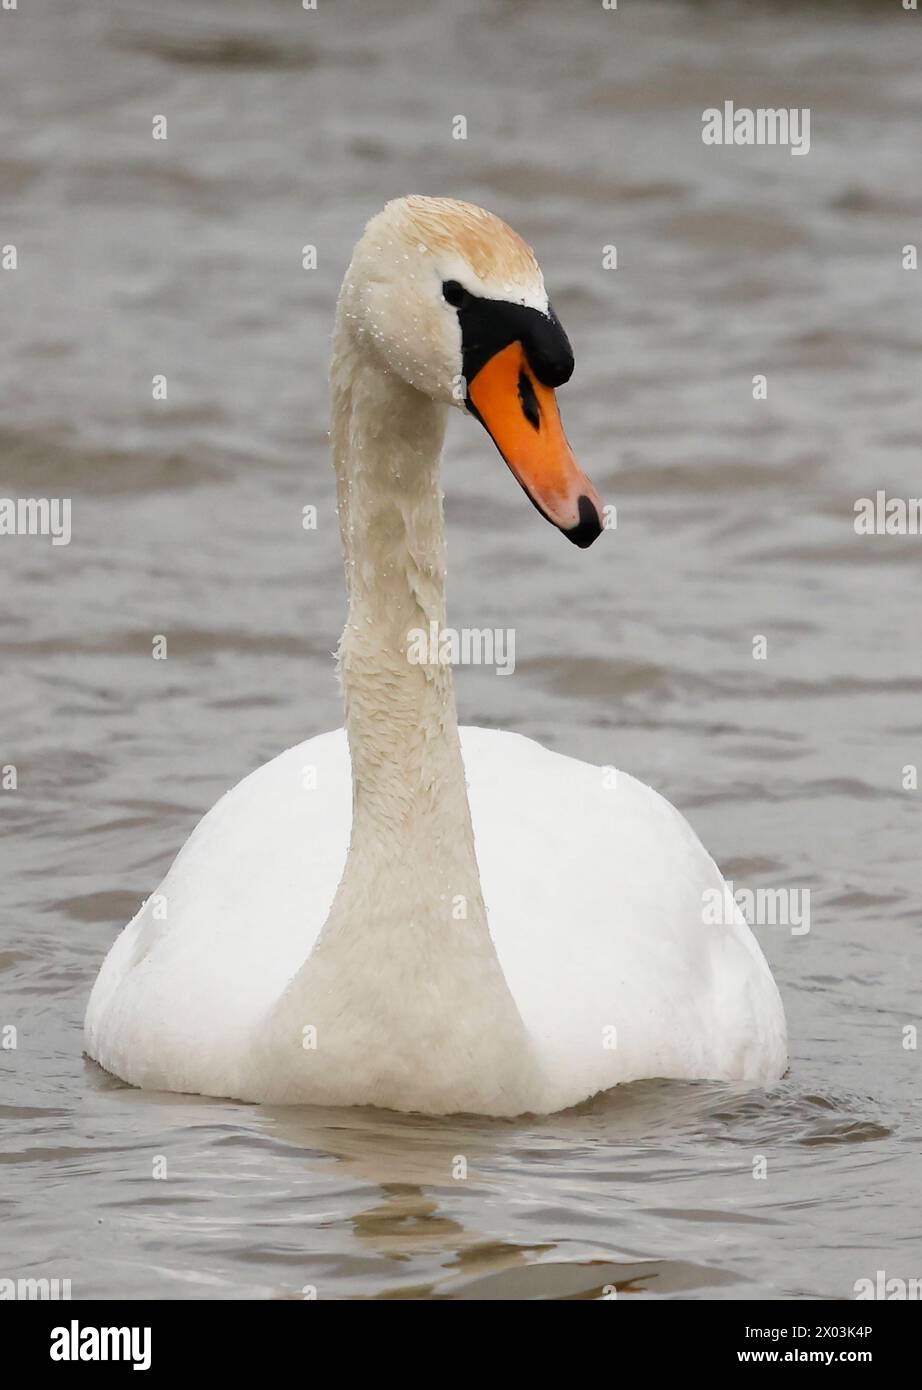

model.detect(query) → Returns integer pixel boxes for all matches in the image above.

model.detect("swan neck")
[262,317,543,1115]
[332,346,462,839]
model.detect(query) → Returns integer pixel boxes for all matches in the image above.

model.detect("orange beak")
[467,342,603,547]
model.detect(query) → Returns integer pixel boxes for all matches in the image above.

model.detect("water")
[2,0,921,1299]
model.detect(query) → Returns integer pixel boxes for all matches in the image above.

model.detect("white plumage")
[86,727,786,1113]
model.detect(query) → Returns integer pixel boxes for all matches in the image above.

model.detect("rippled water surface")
[2,0,921,1299]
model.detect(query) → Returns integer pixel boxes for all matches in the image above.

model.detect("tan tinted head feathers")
[387,195,541,287]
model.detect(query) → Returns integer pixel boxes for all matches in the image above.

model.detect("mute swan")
[85,196,787,1116]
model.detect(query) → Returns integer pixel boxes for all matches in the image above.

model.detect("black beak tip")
[563,495,603,549]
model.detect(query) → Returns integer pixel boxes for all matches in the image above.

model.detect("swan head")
[342,195,604,547]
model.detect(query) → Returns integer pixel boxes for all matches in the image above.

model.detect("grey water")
[1,0,921,1299]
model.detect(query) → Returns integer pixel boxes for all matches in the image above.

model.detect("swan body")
[86,727,785,1114]
[86,196,786,1115]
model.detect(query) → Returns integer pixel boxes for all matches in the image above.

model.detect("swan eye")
[442,280,469,308]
